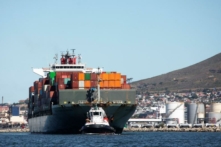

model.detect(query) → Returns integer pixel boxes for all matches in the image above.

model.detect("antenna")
[71,49,76,57]
[78,54,82,64]
[53,54,58,64]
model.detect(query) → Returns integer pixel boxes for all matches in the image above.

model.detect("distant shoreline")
[0,128,29,133]
[1,127,221,133]
[123,127,221,132]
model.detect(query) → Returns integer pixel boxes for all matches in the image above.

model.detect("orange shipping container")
[101,73,109,81]
[115,73,121,81]
[84,81,91,88]
[108,81,115,88]
[114,80,121,88]
[108,73,115,81]
[103,81,109,88]
[100,80,108,88]
[78,73,85,80]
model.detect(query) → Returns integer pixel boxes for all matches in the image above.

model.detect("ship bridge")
[32,50,103,77]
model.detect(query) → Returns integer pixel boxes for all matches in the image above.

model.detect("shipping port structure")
[28,50,137,134]
[127,102,221,128]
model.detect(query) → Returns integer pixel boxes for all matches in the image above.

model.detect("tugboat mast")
[97,67,102,103]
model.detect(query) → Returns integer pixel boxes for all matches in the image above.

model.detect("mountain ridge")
[132,53,221,93]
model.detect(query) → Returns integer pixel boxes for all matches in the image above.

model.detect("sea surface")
[0,132,221,147]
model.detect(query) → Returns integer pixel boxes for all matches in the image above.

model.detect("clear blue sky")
[0,0,221,103]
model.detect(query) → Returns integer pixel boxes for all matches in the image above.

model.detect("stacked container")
[29,71,132,116]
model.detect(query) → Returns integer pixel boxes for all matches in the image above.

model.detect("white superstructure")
[33,50,103,77]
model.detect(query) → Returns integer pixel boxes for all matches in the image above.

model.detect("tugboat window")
[93,112,99,115]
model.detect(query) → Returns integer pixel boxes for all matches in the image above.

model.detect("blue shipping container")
[11,106,19,116]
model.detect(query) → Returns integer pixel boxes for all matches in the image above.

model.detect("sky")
[0,0,221,103]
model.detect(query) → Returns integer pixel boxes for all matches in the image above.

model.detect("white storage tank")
[166,102,184,124]
[207,112,221,124]
[187,103,205,124]
[210,103,221,113]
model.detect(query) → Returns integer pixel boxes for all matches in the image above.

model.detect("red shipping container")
[58,84,65,90]
[90,81,98,88]
[71,72,79,81]
[29,86,34,92]
[71,81,79,88]
[61,75,68,78]
[90,73,98,81]
[121,84,131,89]
[58,78,64,85]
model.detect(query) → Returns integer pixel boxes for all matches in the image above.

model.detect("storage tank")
[210,103,221,113]
[207,112,221,124]
[187,103,205,124]
[166,102,184,124]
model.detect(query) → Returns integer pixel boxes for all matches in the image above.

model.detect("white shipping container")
[79,81,84,88]
[121,78,124,84]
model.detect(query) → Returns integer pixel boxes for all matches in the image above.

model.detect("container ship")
[28,50,137,134]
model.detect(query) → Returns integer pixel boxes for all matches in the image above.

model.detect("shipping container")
[84,81,91,88]
[101,73,109,81]
[121,75,127,84]
[84,73,91,80]
[49,72,56,79]
[90,73,97,81]
[58,84,65,90]
[100,81,108,88]
[79,81,84,88]
[71,81,79,89]
[78,72,84,80]
[58,78,64,85]
[109,81,115,88]
[72,72,79,81]
[115,80,121,88]
[11,106,19,116]
[115,73,121,81]
[108,73,115,81]
[90,81,98,88]
[29,86,34,92]
[121,84,131,89]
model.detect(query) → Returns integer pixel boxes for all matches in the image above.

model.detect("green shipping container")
[49,72,56,79]
[84,73,91,80]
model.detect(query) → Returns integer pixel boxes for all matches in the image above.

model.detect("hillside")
[132,53,221,93]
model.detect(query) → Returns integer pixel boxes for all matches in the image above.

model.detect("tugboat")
[80,69,115,134]
[80,105,115,134]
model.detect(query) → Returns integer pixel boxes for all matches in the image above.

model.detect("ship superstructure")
[28,49,136,134]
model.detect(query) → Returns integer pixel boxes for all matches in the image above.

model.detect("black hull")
[80,124,115,134]
[29,103,136,134]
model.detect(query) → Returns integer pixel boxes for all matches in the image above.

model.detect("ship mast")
[97,67,102,103]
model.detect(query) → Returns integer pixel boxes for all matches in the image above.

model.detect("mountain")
[132,53,221,93]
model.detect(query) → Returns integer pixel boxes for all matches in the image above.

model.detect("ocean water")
[0,132,221,147]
